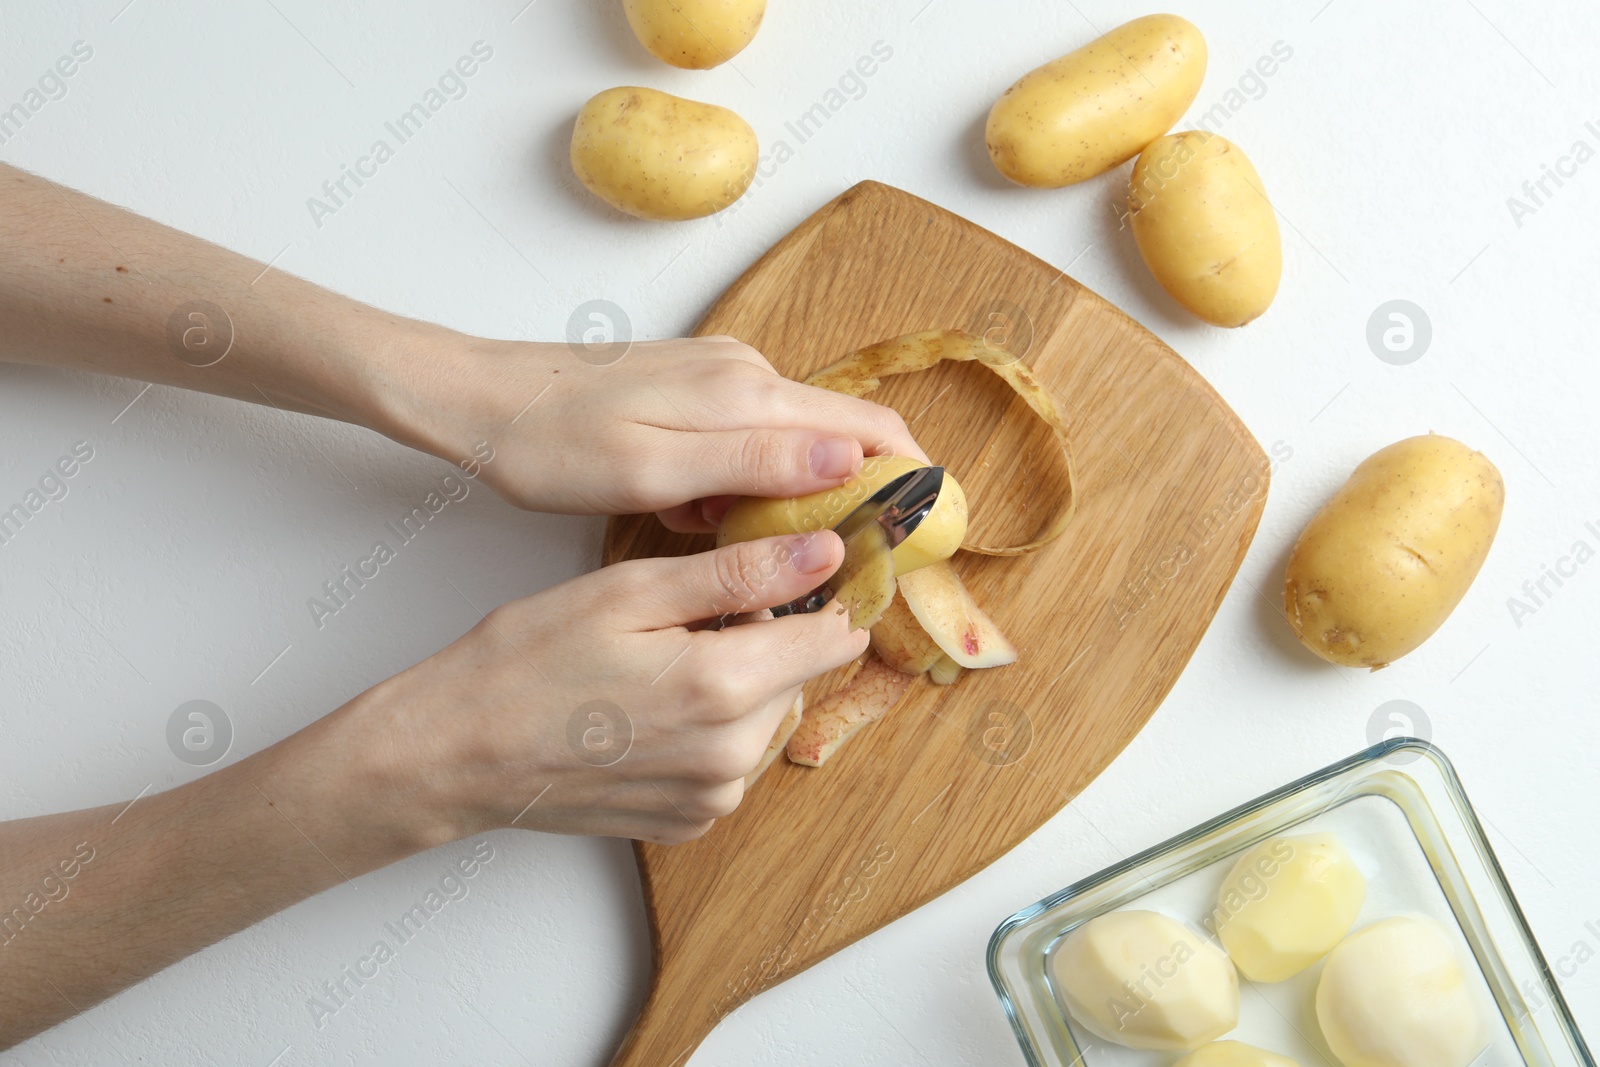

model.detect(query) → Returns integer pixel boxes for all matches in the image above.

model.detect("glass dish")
[987,738,1593,1066]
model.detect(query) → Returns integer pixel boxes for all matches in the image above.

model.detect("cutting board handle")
[608,972,722,1067]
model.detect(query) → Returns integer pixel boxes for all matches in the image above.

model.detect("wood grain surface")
[601,181,1268,1066]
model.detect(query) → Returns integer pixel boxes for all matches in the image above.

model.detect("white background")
[2,0,1597,1063]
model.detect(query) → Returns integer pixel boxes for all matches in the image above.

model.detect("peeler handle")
[766,585,833,618]
[702,584,833,629]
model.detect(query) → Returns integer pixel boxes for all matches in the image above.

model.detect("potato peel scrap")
[870,591,945,675]
[897,560,1019,668]
[927,654,964,685]
[803,329,1077,556]
[746,692,803,786]
[832,519,896,631]
[785,653,915,767]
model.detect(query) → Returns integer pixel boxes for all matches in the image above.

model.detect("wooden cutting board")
[601,181,1268,1065]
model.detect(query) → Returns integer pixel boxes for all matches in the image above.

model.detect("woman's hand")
[1,165,924,530]
[347,530,867,845]
[384,329,927,532]
[0,161,903,1043]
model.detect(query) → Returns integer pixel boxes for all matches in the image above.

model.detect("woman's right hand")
[344,531,867,846]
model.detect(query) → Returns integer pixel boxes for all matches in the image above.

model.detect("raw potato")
[717,455,969,577]
[1213,834,1365,982]
[1175,1042,1300,1067]
[985,14,1207,188]
[1051,910,1239,1051]
[570,87,757,221]
[1315,916,1488,1067]
[623,0,764,69]
[1129,131,1282,327]
[1284,434,1504,669]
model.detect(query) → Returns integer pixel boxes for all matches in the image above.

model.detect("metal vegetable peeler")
[706,465,945,629]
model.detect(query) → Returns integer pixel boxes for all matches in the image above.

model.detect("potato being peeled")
[1129,131,1281,327]
[1284,434,1503,669]
[986,14,1207,188]
[570,87,756,221]
[717,455,968,576]
[623,0,764,69]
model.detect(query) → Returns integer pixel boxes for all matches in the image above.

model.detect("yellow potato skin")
[1284,434,1504,669]
[1129,131,1282,327]
[623,0,764,70]
[570,86,756,221]
[717,455,968,577]
[985,14,1207,188]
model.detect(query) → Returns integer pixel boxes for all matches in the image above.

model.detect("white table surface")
[2,1,1596,1063]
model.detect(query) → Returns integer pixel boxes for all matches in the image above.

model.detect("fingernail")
[699,496,735,528]
[808,436,858,480]
[786,532,835,574]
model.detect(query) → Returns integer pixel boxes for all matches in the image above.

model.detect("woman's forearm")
[0,693,430,1049]
[0,161,927,526]
[0,161,433,433]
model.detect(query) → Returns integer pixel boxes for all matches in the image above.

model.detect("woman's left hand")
[385,330,928,531]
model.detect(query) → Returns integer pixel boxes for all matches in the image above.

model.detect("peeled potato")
[717,456,968,577]
[1052,910,1239,1051]
[623,0,764,69]
[1316,917,1489,1067]
[1175,1042,1299,1067]
[570,86,756,221]
[1213,834,1365,982]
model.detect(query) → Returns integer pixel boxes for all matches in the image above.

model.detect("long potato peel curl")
[803,330,1076,556]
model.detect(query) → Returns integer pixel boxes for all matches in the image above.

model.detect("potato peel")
[833,519,896,631]
[897,560,1019,668]
[927,654,963,685]
[785,653,915,767]
[803,329,1076,556]
[869,591,944,675]
[746,692,803,787]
